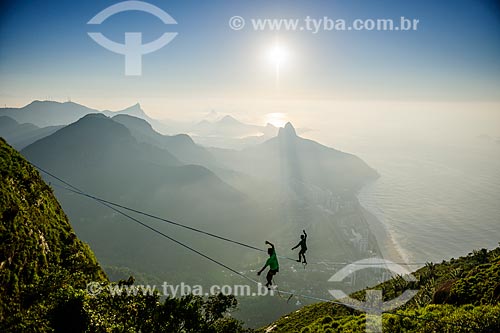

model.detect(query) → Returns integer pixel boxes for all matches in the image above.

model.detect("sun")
[268,43,288,68]
[266,42,289,87]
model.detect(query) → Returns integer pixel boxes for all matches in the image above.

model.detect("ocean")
[332,135,500,264]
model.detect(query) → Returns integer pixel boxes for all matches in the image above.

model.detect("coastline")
[360,205,409,265]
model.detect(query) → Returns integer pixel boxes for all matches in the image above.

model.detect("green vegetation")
[0,137,106,328]
[260,247,500,332]
[0,138,250,332]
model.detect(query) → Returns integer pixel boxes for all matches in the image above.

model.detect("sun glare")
[268,44,288,67]
[265,112,288,127]
[267,42,289,88]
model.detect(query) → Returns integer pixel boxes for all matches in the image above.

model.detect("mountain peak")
[26,100,60,108]
[278,122,297,137]
[125,102,142,111]
[81,112,108,120]
[219,115,240,125]
[118,103,147,118]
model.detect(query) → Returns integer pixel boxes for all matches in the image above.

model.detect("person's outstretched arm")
[257,263,268,275]
[303,230,307,239]
[265,240,275,249]
[292,242,301,250]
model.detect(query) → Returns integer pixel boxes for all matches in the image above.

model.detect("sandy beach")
[360,205,410,265]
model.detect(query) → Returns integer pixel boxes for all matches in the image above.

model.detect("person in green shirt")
[257,240,279,288]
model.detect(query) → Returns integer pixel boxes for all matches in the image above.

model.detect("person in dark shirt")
[292,230,307,264]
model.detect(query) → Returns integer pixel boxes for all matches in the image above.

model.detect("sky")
[0,0,499,120]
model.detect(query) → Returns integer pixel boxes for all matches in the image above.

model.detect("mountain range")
[192,115,278,138]
[0,100,169,133]
[0,116,63,149]
[112,114,215,166]
[0,100,100,127]
[211,122,378,195]
[0,100,309,149]
[189,115,312,149]
[20,113,247,274]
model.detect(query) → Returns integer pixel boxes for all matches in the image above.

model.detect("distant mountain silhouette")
[103,103,148,119]
[191,115,278,139]
[0,100,171,133]
[0,101,99,127]
[20,114,240,198]
[203,110,220,121]
[211,122,378,194]
[102,103,171,134]
[0,115,36,131]
[279,121,298,137]
[0,116,63,149]
[113,114,215,166]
